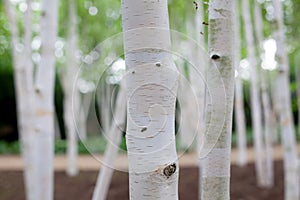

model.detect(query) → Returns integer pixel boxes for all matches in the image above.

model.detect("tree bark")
[272,0,299,199]
[4,1,38,199]
[233,0,247,167]
[61,0,80,177]
[295,57,300,135]
[241,0,266,187]
[200,1,235,199]
[253,1,274,187]
[34,0,59,198]
[121,0,179,199]
[92,85,126,200]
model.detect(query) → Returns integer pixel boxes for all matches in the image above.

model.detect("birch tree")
[191,3,207,199]
[92,84,126,200]
[61,0,79,176]
[200,0,235,199]
[177,62,191,150]
[272,0,299,199]
[241,0,267,187]
[295,61,300,135]
[233,0,247,167]
[253,0,274,187]
[5,0,59,199]
[33,0,59,198]
[4,1,37,199]
[121,0,179,199]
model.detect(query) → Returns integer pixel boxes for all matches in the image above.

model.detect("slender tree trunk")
[200,1,235,199]
[177,62,195,151]
[61,0,79,177]
[193,2,206,156]
[253,1,274,187]
[99,80,112,135]
[272,0,299,199]
[295,58,300,135]
[5,0,58,199]
[34,0,59,198]
[270,74,281,144]
[191,4,207,199]
[122,0,179,199]
[4,1,38,199]
[242,0,266,187]
[80,90,92,139]
[92,85,126,200]
[233,0,247,167]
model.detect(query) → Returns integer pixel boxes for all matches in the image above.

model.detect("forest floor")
[0,145,294,200]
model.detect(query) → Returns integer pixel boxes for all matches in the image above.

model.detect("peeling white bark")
[121,0,179,199]
[233,0,247,167]
[200,1,235,199]
[272,0,299,199]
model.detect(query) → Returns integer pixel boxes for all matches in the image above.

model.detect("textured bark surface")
[121,0,179,199]
[272,0,299,199]
[200,0,235,199]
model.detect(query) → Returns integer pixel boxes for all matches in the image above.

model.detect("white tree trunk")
[295,59,300,135]
[233,0,247,167]
[253,1,274,187]
[242,0,266,187]
[92,85,126,200]
[5,0,58,199]
[99,81,112,135]
[200,1,234,199]
[61,0,80,177]
[189,4,207,198]
[177,62,195,151]
[34,0,58,199]
[4,1,38,199]
[80,90,92,139]
[193,2,206,157]
[272,0,299,199]
[270,74,281,144]
[122,0,179,199]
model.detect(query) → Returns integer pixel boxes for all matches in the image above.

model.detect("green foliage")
[71,0,122,53]
[231,128,254,148]
[0,2,13,72]
[0,0,300,149]
[168,0,190,33]
[0,140,20,154]
[0,134,127,155]
[119,134,127,152]
[54,75,66,139]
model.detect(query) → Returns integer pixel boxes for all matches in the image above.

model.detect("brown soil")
[0,161,283,200]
